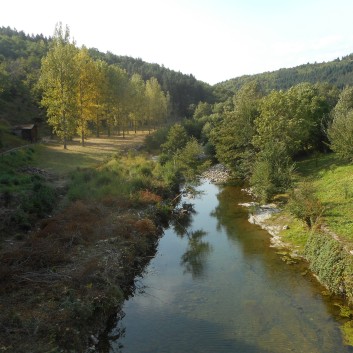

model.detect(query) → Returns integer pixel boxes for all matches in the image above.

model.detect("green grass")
[266,153,353,251]
[67,155,170,202]
[0,147,37,192]
[0,121,27,152]
[295,153,353,241]
[32,144,111,176]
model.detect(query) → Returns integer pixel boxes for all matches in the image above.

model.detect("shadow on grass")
[34,145,108,175]
[294,153,346,179]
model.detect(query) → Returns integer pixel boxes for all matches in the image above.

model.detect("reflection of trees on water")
[181,230,212,278]
[97,310,126,353]
[170,198,213,278]
[210,186,246,235]
[170,203,195,237]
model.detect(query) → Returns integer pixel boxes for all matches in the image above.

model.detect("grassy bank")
[0,133,179,353]
[261,153,353,303]
[262,154,352,250]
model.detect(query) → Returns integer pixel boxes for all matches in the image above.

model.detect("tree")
[175,137,211,181]
[130,73,146,133]
[75,47,97,145]
[193,102,212,120]
[0,63,9,94]
[91,60,109,137]
[328,86,353,161]
[104,65,129,136]
[250,142,295,202]
[39,24,78,149]
[210,81,262,177]
[145,77,167,131]
[161,124,188,156]
[253,83,328,157]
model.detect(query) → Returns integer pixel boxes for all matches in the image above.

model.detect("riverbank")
[0,134,178,353]
[238,154,353,308]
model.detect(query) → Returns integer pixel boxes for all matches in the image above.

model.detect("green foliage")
[253,83,329,157]
[67,154,178,202]
[88,48,215,118]
[0,147,58,234]
[210,81,261,177]
[250,143,295,202]
[144,126,170,151]
[39,24,78,148]
[341,321,353,346]
[182,118,205,141]
[287,181,325,228]
[304,231,353,302]
[0,27,49,125]
[161,124,188,156]
[0,26,213,137]
[174,138,211,181]
[328,87,353,161]
[193,102,213,120]
[214,56,353,101]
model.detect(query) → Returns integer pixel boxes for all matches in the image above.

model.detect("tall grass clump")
[67,154,178,204]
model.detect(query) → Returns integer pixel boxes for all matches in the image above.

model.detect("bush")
[287,181,325,228]
[250,143,295,203]
[144,126,169,151]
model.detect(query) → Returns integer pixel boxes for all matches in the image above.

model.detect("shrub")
[144,126,169,151]
[287,181,325,228]
[139,190,162,204]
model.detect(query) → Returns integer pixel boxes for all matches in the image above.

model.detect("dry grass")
[0,197,161,353]
[0,129,169,352]
[35,132,149,175]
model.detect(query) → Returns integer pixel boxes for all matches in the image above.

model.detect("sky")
[1,0,353,85]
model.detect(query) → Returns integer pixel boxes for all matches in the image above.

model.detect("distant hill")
[214,55,353,101]
[0,27,214,127]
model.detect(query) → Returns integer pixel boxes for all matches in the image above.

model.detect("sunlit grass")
[33,132,149,175]
[295,153,353,241]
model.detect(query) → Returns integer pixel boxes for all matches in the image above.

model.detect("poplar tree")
[130,73,146,133]
[75,47,97,145]
[145,77,167,131]
[92,60,109,137]
[39,23,78,149]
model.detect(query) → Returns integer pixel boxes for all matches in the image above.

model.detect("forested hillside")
[0,26,214,127]
[88,48,215,118]
[214,55,353,100]
[0,27,49,124]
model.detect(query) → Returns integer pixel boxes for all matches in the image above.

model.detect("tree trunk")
[96,116,100,137]
[81,126,85,146]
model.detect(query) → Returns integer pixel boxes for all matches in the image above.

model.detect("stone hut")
[12,124,38,142]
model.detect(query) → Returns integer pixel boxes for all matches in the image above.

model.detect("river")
[106,182,352,353]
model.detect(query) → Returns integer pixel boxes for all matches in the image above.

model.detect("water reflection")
[105,182,351,353]
[181,230,212,278]
[170,202,195,237]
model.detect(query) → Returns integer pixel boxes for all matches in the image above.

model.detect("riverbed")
[106,182,352,353]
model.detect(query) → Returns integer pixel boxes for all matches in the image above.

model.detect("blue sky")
[1,0,353,84]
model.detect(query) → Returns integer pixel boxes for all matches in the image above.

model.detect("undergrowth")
[0,147,57,235]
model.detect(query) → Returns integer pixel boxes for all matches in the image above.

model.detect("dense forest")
[214,55,353,101]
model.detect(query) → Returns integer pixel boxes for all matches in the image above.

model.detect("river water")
[108,182,352,353]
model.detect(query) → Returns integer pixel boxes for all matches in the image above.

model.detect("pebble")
[201,164,230,183]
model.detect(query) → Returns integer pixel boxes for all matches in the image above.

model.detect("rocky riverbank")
[201,164,230,183]
[238,201,292,249]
